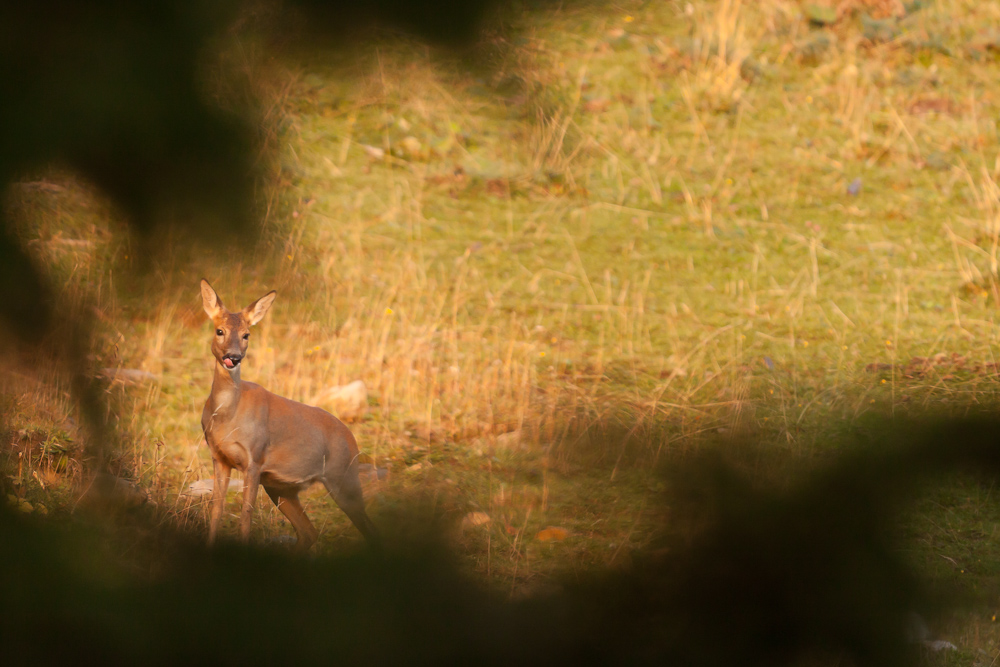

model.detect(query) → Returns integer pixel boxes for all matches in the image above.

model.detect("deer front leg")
[208,457,232,546]
[239,461,262,542]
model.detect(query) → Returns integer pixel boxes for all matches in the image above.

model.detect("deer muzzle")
[222,354,243,369]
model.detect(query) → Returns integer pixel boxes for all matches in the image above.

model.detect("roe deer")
[199,279,379,549]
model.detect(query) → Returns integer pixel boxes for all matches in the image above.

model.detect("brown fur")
[199,279,379,549]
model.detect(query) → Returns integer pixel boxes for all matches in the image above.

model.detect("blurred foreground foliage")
[1,0,561,339]
[4,415,999,666]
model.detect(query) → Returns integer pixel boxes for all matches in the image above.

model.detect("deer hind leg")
[321,470,381,548]
[263,486,318,551]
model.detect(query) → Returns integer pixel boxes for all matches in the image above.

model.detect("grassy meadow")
[4,0,1000,660]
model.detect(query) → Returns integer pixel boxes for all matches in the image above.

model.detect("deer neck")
[209,361,243,421]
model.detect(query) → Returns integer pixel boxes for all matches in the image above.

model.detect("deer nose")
[221,353,243,369]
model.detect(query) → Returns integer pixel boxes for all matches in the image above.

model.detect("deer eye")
[242,333,250,340]
[215,329,224,336]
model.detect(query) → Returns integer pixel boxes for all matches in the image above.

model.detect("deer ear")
[244,290,276,326]
[200,279,224,318]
